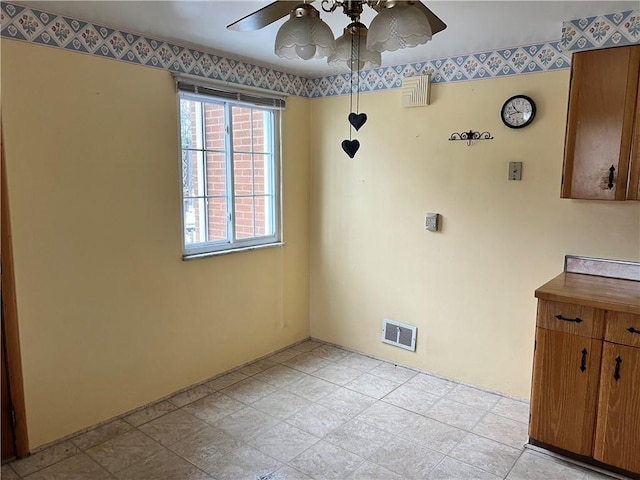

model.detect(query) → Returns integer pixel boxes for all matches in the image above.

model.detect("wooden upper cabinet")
[562,46,640,200]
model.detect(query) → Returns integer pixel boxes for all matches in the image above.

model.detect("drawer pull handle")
[614,356,622,381]
[580,348,587,372]
[607,165,615,189]
[555,314,583,323]
[627,327,640,335]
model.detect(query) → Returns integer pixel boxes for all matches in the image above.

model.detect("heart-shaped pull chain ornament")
[348,112,367,131]
[341,139,360,158]
[342,29,366,158]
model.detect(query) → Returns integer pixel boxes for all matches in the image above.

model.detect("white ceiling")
[19,1,639,76]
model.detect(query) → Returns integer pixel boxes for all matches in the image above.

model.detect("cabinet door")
[627,65,640,200]
[562,45,640,200]
[529,328,602,455]
[593,342,640,474]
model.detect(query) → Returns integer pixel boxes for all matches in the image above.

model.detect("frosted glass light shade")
[275,7,335,60]
[327,23,381,70]
[367,4,432,53]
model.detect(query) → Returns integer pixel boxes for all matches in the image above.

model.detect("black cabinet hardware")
[580,349,588,372]
[614,356,622,381]
[627,327,640,335]
[555,314,583,323]
[607,165,615,189]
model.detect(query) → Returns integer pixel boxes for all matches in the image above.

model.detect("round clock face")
[501,95,536,129]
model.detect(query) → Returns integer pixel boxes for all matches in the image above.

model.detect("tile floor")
[1,341,624,480]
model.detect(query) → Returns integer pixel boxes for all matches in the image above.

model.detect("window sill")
[182,242,285,261]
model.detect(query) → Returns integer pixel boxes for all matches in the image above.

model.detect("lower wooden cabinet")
[529,328,602,456]
[593,342,640,473]
[530,298,640,477]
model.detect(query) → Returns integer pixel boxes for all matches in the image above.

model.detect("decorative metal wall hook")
[448,130,494,146]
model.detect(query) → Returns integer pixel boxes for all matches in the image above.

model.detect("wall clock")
[501,95,536,129]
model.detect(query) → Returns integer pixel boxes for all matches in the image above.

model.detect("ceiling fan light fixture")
[327,22,381,70]
[274,4,335,60]
[367,4,432,53]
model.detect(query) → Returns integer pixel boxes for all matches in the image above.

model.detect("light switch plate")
[509,161,522,181]
[425,213,439,232]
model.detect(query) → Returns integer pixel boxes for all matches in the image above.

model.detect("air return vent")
[381,319,417,352]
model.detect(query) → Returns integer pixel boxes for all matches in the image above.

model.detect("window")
[177,80,284,257]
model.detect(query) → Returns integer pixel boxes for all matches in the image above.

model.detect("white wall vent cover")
[381,319,417,352]
[401,75,430,107]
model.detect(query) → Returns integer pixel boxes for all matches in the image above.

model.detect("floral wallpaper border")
[1,3,638,99]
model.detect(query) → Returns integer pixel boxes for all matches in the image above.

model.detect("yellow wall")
[309,70,640,398]
[1,41,311,448]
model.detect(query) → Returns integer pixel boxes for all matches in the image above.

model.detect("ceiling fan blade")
[227,1,302,31]
[374,1,447,35]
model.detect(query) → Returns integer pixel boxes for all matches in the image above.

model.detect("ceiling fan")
[227,0,447,69]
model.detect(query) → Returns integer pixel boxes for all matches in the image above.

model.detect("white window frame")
[176,77,284,259]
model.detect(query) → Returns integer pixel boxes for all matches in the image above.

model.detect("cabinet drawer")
[605,312,640,347]
[537,300,604,339]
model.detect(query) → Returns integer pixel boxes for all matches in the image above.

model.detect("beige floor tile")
[167,384,215,407]
[200,444,281,480]
[345,373,400,399]
[71,419,133,450]
[506,450,588,480]
[399,416,466,454]
[312,364,363,386]
[268,349,302,364]
[356,401,422,435]
[114,448,212,480]
[369,362,418,383]
[316,387,377,418]
[490,397,530,424]
[247,422,319,462]
[23,453,110,480]
[425,398,487,430]
[311,345,351,362]
[184,391,244,424]
[238,358,278,376]
[168,425,243,469]
[12,441,79,477]
[288,441,364,480]
[349,461,404,480]
[264,465,313,479]
[405,373,457,396]
[221,377,277,404]
[449,433,522,477]
[205,371,249,391]
[123,401,177,427]
[382,384,440,416]
[139,409,209,447]
[472,412,529,449]
[251,389,311,420]
[446,384,502,410]
[213,406,279,441]
[1,464,19,480]
[337,353,383,372]
[284,375,339,401]
[254,365,306,388]
[286,403,349,438]
[86,429,164,473]
[291,340,322,353]
[324,418,395,459]
[282,352,331,374]
[427,457,502,480]
[371,436,444,478]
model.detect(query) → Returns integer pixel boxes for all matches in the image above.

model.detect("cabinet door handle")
[607,165,615,189]
[614,356,622,381]
[555,314,583,323]
[627,327,640,335]
[580,348,588,372]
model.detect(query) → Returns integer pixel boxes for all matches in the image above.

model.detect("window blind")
[175,74,286,110]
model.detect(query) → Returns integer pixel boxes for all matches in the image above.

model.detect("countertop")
[535,272,640,314]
